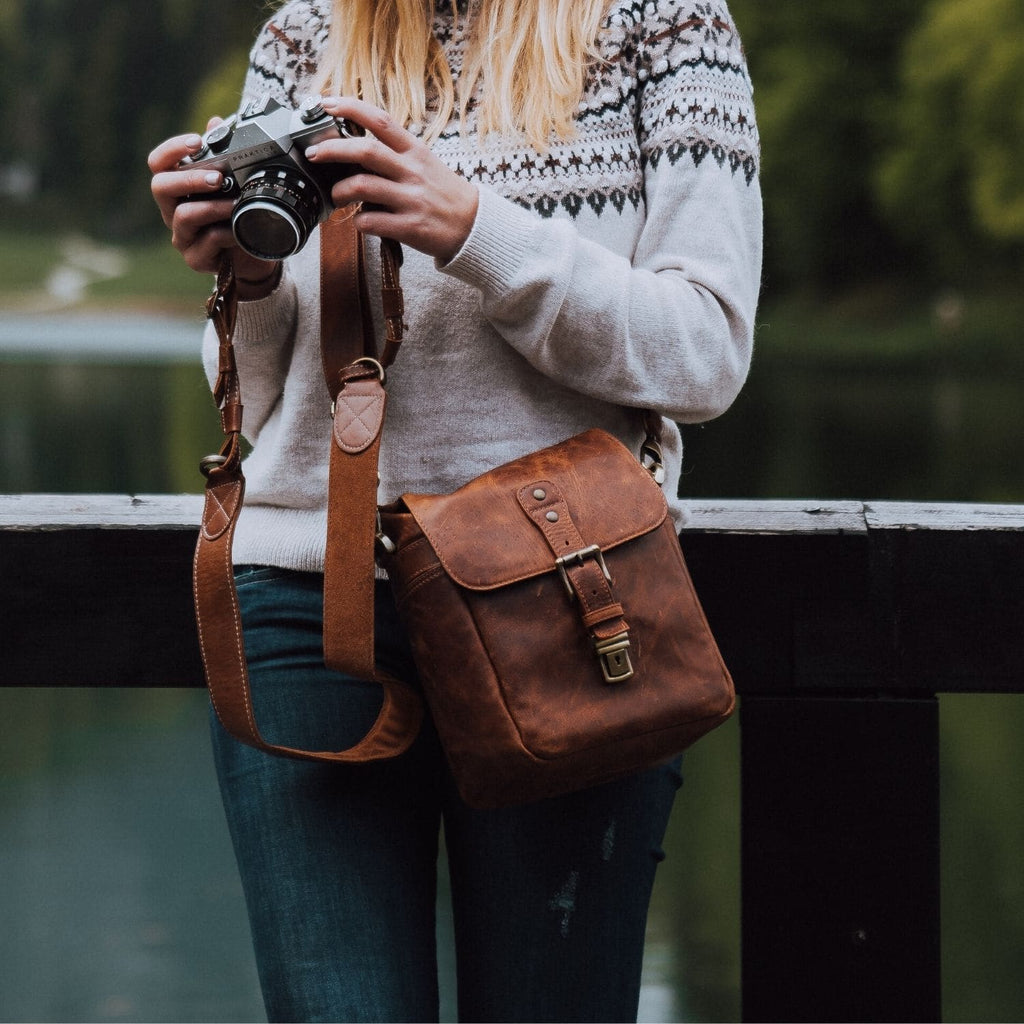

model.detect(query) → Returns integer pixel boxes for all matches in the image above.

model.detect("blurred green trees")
[0,0,265,237]
[728,0,924,293]
[875,0,1024,276]
[0,0,1021,297]
[730,0,1024,296]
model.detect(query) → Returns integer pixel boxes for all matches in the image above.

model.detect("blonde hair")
[312,0,609,150]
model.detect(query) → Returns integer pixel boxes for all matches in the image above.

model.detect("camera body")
[181,95,361,260]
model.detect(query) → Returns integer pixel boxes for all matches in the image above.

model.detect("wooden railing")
[3,494,1024,1022]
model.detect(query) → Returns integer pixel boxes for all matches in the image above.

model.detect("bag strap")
[193,214,422,763]
[319,213,406,679]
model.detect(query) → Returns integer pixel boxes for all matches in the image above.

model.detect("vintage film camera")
[181,95,362,260]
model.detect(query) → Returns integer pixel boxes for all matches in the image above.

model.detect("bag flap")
[402,429,668,590]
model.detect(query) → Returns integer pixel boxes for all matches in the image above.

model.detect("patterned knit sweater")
[204,0,762,573]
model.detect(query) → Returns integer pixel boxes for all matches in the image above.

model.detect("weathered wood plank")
[0,511,204,688]
[681,499,869,535]
[870,527,1024,691]
[4,494,1023,534]
[866,500,1024,531]
[0,493,203,530]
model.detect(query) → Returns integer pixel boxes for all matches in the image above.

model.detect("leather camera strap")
[193,212,421,763]
[320,215,406,678]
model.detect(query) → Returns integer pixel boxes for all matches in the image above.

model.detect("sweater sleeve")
[439,0,762,424]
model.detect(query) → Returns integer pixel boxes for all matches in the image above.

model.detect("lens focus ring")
[231,167,323,261]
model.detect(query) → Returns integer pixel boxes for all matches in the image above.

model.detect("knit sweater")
[203,0,762,573]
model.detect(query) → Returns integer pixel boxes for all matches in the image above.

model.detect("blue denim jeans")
[210,566,682,1023]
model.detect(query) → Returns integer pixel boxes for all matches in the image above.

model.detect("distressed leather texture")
[380,429,735,809]
[402,429,666,588]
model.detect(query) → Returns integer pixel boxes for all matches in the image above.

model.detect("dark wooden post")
[681,499,1024,1023]
[739,694,940,1022]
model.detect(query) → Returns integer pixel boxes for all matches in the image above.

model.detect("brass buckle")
[595,631,634,683]
[554,545,632,682]
[555,544,612,600]
[351,356,386,384]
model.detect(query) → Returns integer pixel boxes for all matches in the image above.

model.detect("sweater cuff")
[438,185,537,297]
[233,264,298,343]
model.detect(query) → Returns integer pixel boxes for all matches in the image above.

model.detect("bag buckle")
[555,544,612,600]
[555,545,632,682]
[594,631,634,683]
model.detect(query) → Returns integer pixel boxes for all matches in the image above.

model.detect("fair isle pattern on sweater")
[243,0,759,221]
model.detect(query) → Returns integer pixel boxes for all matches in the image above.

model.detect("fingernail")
[305,145,318,159]
[205,171,222,187]
[186,134,203,150]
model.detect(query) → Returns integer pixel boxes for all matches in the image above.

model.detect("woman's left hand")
[305,96,479,264]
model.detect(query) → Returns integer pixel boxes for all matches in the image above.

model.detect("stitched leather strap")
[193,218,422,763]
[320,219,404,397]
[319,214,405,678]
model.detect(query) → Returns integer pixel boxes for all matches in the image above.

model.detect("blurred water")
[0,690,264,1023]
[0,689,711,1023]
[0,313,201,362]
[3,319,1023,502]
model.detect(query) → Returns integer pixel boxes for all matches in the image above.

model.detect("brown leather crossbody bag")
[194,210,734,808]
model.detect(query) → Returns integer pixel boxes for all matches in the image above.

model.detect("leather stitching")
[202,485,229,540]
[334,393,384,453]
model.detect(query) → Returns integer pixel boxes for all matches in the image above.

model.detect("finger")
[305,135,406,182]
[319,95,416,154]
[166,193,236,255]
[173,221,238,273]
[147,132,205,174]
[172,195,236,237]
[329,171,406,212]
[151,167,228,228]
[350,206,403,241]
[152,167,226,200]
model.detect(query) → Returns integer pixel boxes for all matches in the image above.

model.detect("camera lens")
[231,167,324,260]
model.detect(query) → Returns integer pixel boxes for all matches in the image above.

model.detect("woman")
[149,0,761,1019]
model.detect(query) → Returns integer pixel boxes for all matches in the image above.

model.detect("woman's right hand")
[147,128,281,297]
